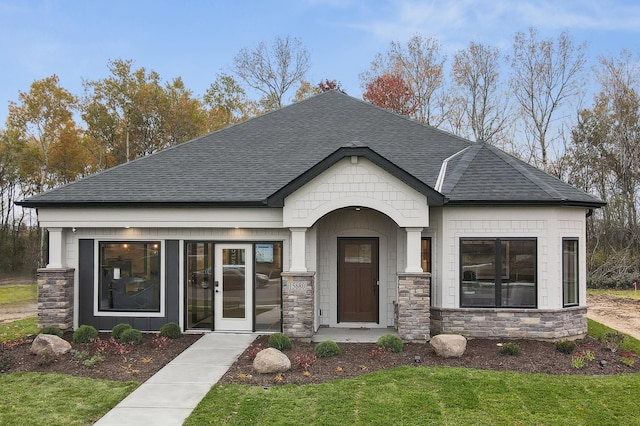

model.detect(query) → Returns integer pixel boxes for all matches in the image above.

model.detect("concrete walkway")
[94,333,256,426]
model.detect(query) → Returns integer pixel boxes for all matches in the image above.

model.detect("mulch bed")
[2,332,638,386]
[220,335,640,386]
[1,332,201,383]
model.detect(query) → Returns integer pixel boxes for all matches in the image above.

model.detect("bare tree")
[452,42,511,144]
[233,36,311,111]
[510,28,586,169]
[361,34,448,126]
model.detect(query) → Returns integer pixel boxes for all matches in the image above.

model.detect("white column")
[290,227,308,272]
[46,228,64,269]
[405,227,424,273]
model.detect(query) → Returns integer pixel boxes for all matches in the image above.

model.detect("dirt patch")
[1,332,201,383]
[587,294,640,340]
[219,334,639,387]
[0,302,38,324]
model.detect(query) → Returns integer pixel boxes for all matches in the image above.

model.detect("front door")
[338,238,379,323]
[214,244,253,331]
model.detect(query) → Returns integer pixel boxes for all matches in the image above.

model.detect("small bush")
[602,331,625,353]
[377,334,404,353]
[151,335,169,349]
[268,333,292,350]
[119,328,143,345]
[73,325,98,343]
[315,340,340,358]
[112,323,132,341]
[39,326,63,337]
[159,322,181,339]
[90,337,131,355]
[83,354,104,367]
[293,352,317,370]
[555,339,577,354]
[500,342,520,356]
[244,342,264,360]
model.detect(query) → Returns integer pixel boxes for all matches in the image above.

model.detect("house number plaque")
[287,281,308,292]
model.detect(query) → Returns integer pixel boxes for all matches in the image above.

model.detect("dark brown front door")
[338,238,379,322]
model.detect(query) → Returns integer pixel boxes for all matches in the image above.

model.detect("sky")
[2,0,640,126]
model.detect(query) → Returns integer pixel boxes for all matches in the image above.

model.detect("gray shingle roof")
[18,91,604,208]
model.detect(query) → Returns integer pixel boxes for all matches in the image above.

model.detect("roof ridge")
[435,145,472,192]
[440,143,483,194]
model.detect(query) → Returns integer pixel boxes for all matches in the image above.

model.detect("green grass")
[185,319,640,425]
[0,372,137,426]
[587,288,640,300]
[0,283,37,305]
[0,317,38,342]
[186,367,640,425]
[588,319,640,354]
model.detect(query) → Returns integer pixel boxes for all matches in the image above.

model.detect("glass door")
[214,244,253,331]
[185,242,214,330]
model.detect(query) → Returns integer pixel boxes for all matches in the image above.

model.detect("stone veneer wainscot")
[37,268,75,330]
[281,272,315,338]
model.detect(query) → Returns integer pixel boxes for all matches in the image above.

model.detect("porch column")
[397,272,431,342]
[281,272,315,338]
[46,227,64,269]
[405,227,423,273]
[37,268,75,330]
[290,227,308,272]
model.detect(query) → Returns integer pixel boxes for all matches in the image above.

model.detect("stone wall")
[281,272,315,338]
[430,306,587,340]
[396,273,430,342]
[37,268,75,330]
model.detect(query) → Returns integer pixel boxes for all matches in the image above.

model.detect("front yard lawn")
[186,366,640,425]
[0,372,137,426]
[0,283,37,305]
[588,288,640,301]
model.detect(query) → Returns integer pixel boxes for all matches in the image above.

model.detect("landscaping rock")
[430,334,467,358]
[253,347,291,373]
[30,334,71,357]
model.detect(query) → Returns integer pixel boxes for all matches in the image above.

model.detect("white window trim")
[93,239,166,318]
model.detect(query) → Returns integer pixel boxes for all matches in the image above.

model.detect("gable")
[283,156,429,228]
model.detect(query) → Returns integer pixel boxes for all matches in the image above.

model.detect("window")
[99,241,161,312]
[460,238,536,308]
[421,238,432,273]
[254,242,283,332]
[563,239,579,307]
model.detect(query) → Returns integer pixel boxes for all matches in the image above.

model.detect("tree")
[567,51,640,277]
[510,28,586,169]
[362,73,417,116]
[452,42,511,144]
[233,35,311,110]
[293,79,345,102]
[6,75,82,193]
[203,73,255,130]
[361,34,448,126]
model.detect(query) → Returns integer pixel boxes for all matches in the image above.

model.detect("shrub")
[500,342,520,356]
[159,322,181,339]
[119,328,143,345]
[90,337,131,355]
[315,340,340,358]
[293,352,317,369]
[244,342,264,360]
[39,326,63,337]
[73,325,98,343]
[377,334,404,353]
[268,333,292,350]
[112,323,132,341]
[83,354,104,367]
[602,331,625,352]
[555,339,577,354]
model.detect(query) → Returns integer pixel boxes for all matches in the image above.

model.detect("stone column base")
[281,272,315,338]
[37,268,75,330]
[397,272,431,342]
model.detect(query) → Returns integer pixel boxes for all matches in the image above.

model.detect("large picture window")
[563,239,579,307]
[99,241,161,312]
[460,238,536,308]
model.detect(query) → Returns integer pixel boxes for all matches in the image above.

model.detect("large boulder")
[253,347,291,373]
[429,334,467,358]
[30,334,72,358]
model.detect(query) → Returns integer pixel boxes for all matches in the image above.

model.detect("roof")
[18,91,604,209]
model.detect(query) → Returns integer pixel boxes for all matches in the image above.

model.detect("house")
[18,91,604,341]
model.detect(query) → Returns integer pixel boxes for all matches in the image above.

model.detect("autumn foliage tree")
[362,73,417,116]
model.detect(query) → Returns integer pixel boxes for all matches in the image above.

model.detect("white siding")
[436,206,588,310]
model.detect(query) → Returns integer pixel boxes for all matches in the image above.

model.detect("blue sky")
[2,0,640,126]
